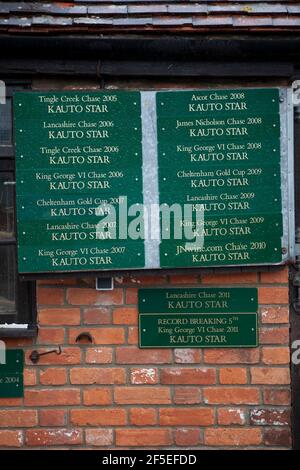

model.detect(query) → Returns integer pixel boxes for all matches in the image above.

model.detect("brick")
[70,367,125,385]
[113,307,138,325]
[263,429,292,447]
[259,327,289,344]
[263,389,291,405]
[38,278,77,286]
[260,269,288,284]
[175,428,202,446]
[116,347,171,364]
[69,328,125,345]
[262,347,290,365]
[174,349,202,363]
[83,388,112,406]
[85,429,113,447]
[67,288,123,305]
[38,327,65,344]
[26,348,81,365]
[114,387,171,404]
[25,389,80,406]
[130,408,157,425]
[116,429,172,447]
[174,387,202,404]
[85,348,113,364]
[0,410,37,427]
[204,387,260,405]
[134,275,167,285]
[26,429,82,446]
[37,287,64,305]
[40,368,67,385]
[128,327,138,344]
[260,306,289,324]
[160,408,214,426]
[250,408,290,426]
[38,308,80,326]
[39,410,66,427]
[71,409,126,426]
[83,307,111,325]
[219,368,247,384]
[258,287,288,304]
[131,368,158,384]
[204,348,259,364]
[125,288,138,304]
[24,369,37,386]
[251,367,290,385]
[3,338,33,348]
[202,272,257,284]
[161,368,215,385]
[0,398,22,407]
[169,274,198,284]
[218,408,246,425]
[205,428,262,446]
[0,431,23,447]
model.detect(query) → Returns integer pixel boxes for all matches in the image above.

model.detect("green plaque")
[139,313,258,348]
[139,288,258,313]
[157,88,283,268]
[14,91,145,273]
[139,288,258,348]
[0,350,24,398]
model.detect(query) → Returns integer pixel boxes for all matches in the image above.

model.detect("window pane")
[0,172,15,240]
[0,98,12,146]
[0,245,17,315]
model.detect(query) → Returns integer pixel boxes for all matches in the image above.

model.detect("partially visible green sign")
[0,349,24,398]
[139,313,258,348]
[139,288,258,313]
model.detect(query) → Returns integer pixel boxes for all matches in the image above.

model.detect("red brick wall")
[0,268,291,449]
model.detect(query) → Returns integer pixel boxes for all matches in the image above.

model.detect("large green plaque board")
[14,88,287,274]
[157,88,283,268]
[139,288,258,348]
[14,91,144,273]
[0,349,24,398]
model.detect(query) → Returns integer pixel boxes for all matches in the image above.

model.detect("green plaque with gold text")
[14,91,144,273]
[157,88,283,268]
[139,288,258,348]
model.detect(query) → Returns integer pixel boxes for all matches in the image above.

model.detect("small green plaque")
[139,288,258,313]
[139,313,258,348]
[139,288,258,348]
[0,349,24,398]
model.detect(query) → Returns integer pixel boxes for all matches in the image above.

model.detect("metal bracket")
[29,346,62,364]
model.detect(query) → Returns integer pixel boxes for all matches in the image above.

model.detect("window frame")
[0,80,37,337]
